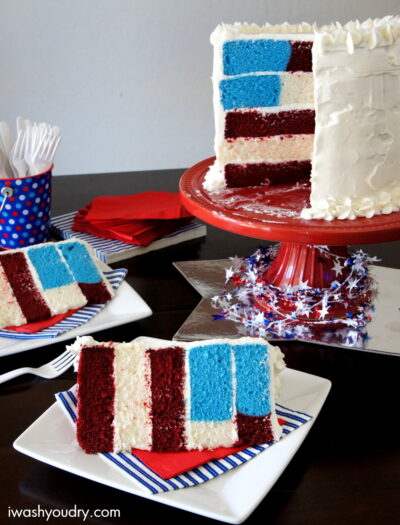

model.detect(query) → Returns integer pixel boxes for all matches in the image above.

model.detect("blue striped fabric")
[51,212,206,264]
[0,269,127,340]
[56,386,312,494]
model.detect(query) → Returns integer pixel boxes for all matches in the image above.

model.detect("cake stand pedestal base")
[173,259,400,357]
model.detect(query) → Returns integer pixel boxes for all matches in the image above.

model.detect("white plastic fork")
[0,350,76,384]
[10,130,28,178]
[25,126,61,175]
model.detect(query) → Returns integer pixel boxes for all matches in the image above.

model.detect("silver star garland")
[212,245,378,343]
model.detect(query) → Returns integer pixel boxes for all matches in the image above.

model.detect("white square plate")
[14,367,331,523]
[0,276,152,357]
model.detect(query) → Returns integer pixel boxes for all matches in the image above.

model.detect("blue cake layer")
[189,343,233,421]
[58,241,102,284]
[223,39,291,76]
[220,75,281,111]
[27,245,74,290]
[233,343,271,416]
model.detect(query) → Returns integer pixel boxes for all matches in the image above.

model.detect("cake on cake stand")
[175,157,400,356]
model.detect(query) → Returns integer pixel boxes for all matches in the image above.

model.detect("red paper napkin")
[131,418,287,479]
[72,192,193,247]
[85,192,192,221]
[5,309,78,333]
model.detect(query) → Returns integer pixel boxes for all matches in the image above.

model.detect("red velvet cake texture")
[236,413,274,445]
[79,282,112,305]
[225,110,315,139]
[225,160,311,188]
[0,252,51,322]
[77,345,115,454]
[149,347,186,452]
[286,41,313,72]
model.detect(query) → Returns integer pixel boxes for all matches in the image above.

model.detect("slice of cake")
[69,336,285,454]
[0,239,113,328]
[205,17,400,220]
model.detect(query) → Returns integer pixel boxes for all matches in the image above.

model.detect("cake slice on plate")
[69,336,285,453]
[0,239,113,329]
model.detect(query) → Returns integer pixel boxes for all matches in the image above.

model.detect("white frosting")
[67,335,99,353]
[302,19,400,220]
[210,22,315,43]
[211,17,400,45]
[203,160,225,192]
[317,16,400,53]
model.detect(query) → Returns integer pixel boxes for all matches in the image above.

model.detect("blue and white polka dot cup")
[0,169,52,249]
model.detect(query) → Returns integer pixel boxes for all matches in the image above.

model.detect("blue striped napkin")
[56,386,312,494]
[51,212,207,264]
[0,269,127,340]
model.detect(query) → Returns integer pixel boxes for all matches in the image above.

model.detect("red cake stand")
[179,157,400,297]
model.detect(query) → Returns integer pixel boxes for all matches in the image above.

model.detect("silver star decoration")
[332,259,344,276]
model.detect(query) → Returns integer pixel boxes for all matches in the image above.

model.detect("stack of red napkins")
[72,192,193,246]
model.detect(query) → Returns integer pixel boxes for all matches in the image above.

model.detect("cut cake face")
[69,336,286,454]
[204,17,400,220]
[0,239,113,329]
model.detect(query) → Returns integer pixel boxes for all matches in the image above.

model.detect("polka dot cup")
[0,169,52,249]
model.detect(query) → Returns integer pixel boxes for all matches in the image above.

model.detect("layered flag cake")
[70,336,285,453]
[0,239,113,328]
[204,17,400,220]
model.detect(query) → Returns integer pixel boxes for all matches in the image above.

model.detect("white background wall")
[0,0,399,175]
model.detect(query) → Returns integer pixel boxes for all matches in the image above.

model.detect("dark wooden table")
[1,168,399,525]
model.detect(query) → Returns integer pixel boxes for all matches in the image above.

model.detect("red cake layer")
[225,110,315,139]
[0,252,51,323]
[77,345,115,454]
[149,347,186,452]
[79,281,112,304]
[236,413,274,445]
[224,160,311,187]
[287,41,313,72]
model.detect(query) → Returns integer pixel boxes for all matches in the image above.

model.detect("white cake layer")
[217,135,313,164]
[41,283,87,315]
[185,421,237,450]
[0,264,27,328]
[113,341,152,452]
[280,72,314,105]
[302,23,400,220]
